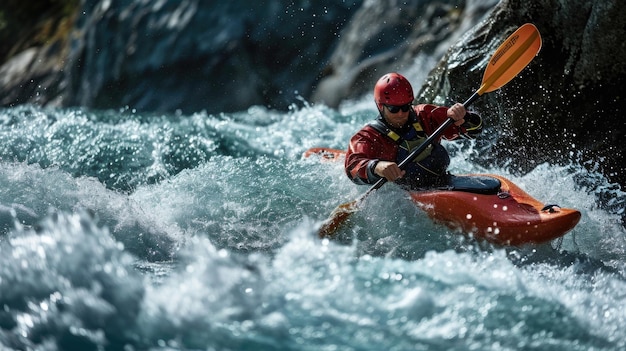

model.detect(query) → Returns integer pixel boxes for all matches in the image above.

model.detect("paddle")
[318,23,542,238]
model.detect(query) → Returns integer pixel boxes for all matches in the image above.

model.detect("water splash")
[1,102,625,350]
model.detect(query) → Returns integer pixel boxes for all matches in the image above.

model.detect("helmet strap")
[376,103,385,118]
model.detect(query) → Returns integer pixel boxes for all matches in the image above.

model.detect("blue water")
[1,100,625,351]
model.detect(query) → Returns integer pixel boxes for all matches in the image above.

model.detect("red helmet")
[374,73,414,109]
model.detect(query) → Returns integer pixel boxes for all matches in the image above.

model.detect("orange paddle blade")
[479,23,542,95]
[318,200,359,238]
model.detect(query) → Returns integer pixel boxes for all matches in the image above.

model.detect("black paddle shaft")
[369,91,481,192]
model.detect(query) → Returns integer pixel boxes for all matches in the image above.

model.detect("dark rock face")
[311,0,495,106]
[0,0,624,189]
[1,0,361,113]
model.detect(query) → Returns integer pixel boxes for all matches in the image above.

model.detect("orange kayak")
[409,174,580,245]
[305,147,581,245]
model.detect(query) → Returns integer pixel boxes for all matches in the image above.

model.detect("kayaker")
[345,72,482,189]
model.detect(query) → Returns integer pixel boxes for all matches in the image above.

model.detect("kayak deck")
[410,174,581,245]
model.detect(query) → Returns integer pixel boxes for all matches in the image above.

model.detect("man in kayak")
[345,72,482,189]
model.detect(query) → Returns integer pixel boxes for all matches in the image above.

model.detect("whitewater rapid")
[1,102,625,350]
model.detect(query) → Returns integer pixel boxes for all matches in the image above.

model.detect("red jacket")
[345,104,468,185]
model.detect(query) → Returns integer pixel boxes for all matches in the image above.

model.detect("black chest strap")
[368,113,426,145]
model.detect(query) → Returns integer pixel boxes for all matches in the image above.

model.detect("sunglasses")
[384,104,412,113]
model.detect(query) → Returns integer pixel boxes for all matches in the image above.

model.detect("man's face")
[382,104,410,128]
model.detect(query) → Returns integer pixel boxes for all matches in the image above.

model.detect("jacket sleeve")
[460,111,483,138]
[344,126,395,185]
[416,104,482,140]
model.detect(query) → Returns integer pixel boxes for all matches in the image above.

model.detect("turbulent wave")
[1,102,625,350]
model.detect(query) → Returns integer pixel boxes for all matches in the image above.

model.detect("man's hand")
[447,103,466,126]
[375,161,406,181]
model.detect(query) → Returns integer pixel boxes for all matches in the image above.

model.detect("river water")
[1,97,625,350]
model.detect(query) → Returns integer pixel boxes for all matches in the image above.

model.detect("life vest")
[368,112,450,186]
[368,112,432,163]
